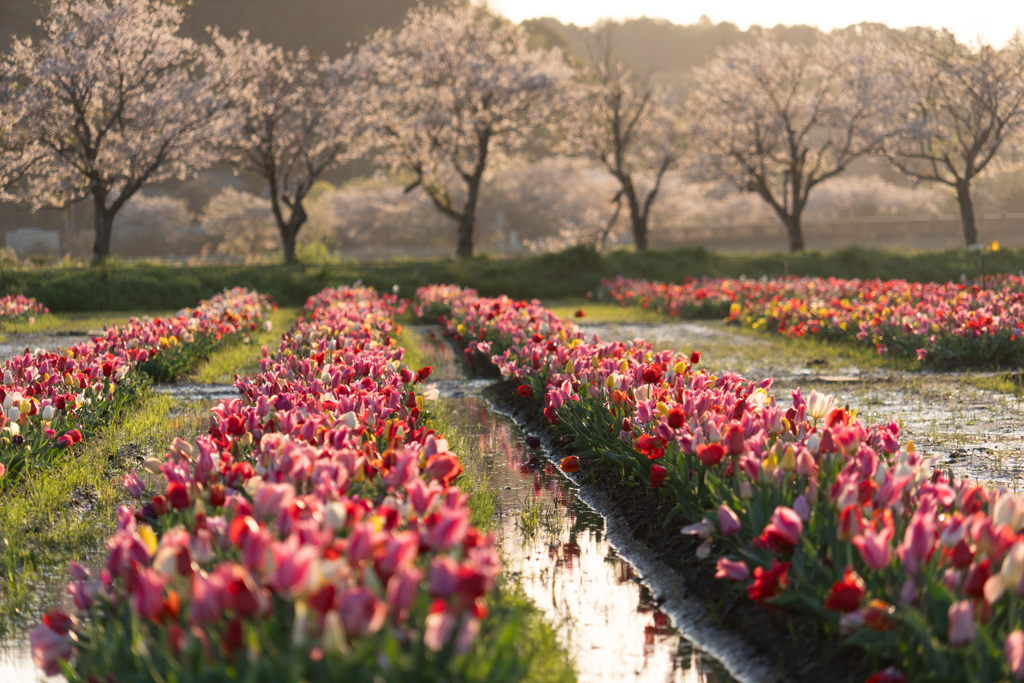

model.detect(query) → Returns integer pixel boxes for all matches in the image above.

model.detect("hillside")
[0,0,445,55]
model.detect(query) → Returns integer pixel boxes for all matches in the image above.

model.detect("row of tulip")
[0,294,48,323]
[599,274,1024,366]
[0,287,272,489]
[421,283,1024,682]
[31,286,520,681]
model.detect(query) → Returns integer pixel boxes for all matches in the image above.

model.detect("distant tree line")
[1,0,1023,262]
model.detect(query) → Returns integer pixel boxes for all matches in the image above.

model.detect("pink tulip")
[406,478,440,515]
[771,506,803,545]
[29,623,72,676]
[1008,631,1024,679]
[130,567,167,620]
[190,572,226,624]
[792,495,811,522]
[122,471,145,497]
[377,531,419,579]
[427,506,469,550]
[429,556,462,598]
[714,557,750,581]
[424,609,458,652]
[947,600,975,645]
[852,527,893,571]
[717,504,741,537]
[252,482,295,521]
[270,542,318,597]
[339,587,387,638]
[900,506,935,575]
[386,567,423,623]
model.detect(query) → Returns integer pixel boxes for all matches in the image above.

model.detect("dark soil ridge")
[481,377,878,683]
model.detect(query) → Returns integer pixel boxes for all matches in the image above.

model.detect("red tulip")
[746,559,790,601]
[517,385,534,398]
[559,456,580,473]
[865,668,907,683]
[166,481,190,510]
[649,464,668,488]
[824,567,865,613]
[696,443,724,466]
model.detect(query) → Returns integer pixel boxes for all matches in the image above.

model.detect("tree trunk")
[956,180,978,246]
[782,213,804,252]
[630,209,648,251]
[457,175,482,258]
[622,179,647,251]
[277,203,307,265]
[92,199,114,264]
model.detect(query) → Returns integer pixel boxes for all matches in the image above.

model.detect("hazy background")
[2,0,1022,261]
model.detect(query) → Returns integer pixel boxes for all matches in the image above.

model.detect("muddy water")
[581,321,1024,488]
[439,392,737,683]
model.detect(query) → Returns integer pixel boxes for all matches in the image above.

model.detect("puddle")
[586,320,1024,488]
[153,382,240,402]
[0,333,95,362]
[441,393,740,683]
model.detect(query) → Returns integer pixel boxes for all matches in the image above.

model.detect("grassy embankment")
[4,244,1019,312]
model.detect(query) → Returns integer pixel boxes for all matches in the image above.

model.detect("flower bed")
[30,286,526,682]
[423,283,1024,683]
[0,287,272,488]
[599,274,1024,367]
[0,294,48,324]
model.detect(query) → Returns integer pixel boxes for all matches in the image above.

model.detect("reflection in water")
[443,396,736,683]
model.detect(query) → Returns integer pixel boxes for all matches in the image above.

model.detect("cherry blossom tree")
[687,32,889,252]
[7,0,227,262]
[562,32,681,251]
[356,6,571,257]
[0,61,41,199]
[878,29,1024,246]
[206,32,360,264]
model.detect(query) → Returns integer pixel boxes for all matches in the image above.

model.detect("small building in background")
[5,227,60,258]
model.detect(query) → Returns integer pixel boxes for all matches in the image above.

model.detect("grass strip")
[0,389,209,633]
[192,306,300,384]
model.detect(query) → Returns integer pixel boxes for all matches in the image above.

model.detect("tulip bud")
[779,445,797,472]
[2,370,11,385]
[739,480,753,499]
[41,405,55,421]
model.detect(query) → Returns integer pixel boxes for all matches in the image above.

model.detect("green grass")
[543,298,674,323]
[967,372,1024,398]
[0,390,210,632]
[2,244,1019,312]
[192,306,300,384]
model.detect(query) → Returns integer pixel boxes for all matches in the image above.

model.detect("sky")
[487,1,1023,47]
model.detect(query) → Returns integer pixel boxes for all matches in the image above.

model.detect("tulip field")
[600,274,1024,367]
[5,272,1024,682]
[418,282,1024,682]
